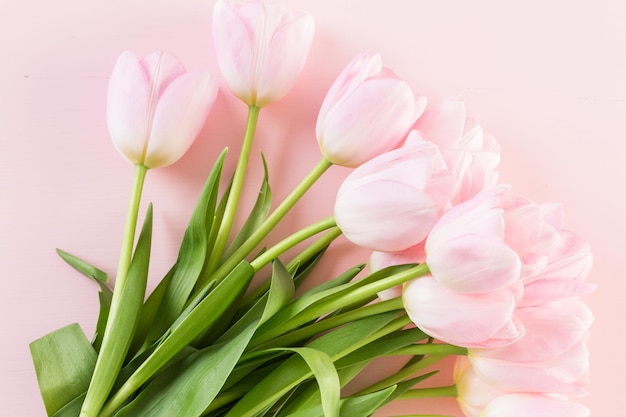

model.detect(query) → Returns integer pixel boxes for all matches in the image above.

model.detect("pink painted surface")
[1,0,624,415]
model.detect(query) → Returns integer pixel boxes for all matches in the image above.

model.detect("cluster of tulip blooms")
[30,1,595,416]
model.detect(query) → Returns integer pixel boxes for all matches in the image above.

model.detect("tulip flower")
[403,275,524,348]
[107,51,218,169]
[316,53,425,167]
[468,300,592,396]
[212,0,314,107]
[414,97,500,204]
[334,132,455,252]
[424,185,522,293]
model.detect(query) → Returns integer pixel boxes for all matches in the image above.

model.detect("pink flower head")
[468,300,593,397]
[425,185,522,293]
[107,51,218,169]
[316,53,425,167]
[403,275,524,348]
[414,97,500,204]
[334,132,455,252]
[213,0,314,107]
[454,357,505,417]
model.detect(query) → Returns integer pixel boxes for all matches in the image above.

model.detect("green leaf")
[148,149,227,343]
[260,259,295,325]
[251,264,365,346]
[51,393,84,417]
[115,319,259,417]
[223,153,272,261]
[98,261,256,416]
[281,386,396,417]
[56,249,112,352]
[127,265,175,359]
[56,249,108,283]
[29,323,97,416]
[79,204,153,416]
[224,347,340,417]
[224,313,399,417]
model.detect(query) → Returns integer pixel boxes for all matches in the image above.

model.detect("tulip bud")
[107,51,218,169]
[212,0,314,107]
[316,53,425,167]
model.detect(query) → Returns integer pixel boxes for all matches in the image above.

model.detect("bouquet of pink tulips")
[30,1,595,416]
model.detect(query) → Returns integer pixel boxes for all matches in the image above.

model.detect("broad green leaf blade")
[224,348,340,417]
[99,261,255,416]
[80,205,153,416]
[115,319,259,417]
[224,313,399,417]
[282,386,396,417]
[223,153,272,260]
[51,393,84,417]
[30,323,96,416]
[56,249,112,351]
[127,264,175,359]
[148,149,227,343]
[260,259,295,325]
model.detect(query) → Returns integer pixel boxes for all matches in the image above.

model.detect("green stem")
[241,225,343,307]
[249,216,337,272]
[80,164,148,417]
[250,298,405,351]
[388,344,468,357]
[115,164,148,291]
[397,385,458,400]
[356,354,449,396]
[191,156,333,299]
[205,105,260,275]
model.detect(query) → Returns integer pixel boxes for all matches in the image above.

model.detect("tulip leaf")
[260,259,295,325]
[280,386,396,417]
[148,149,227,343]
[223,153,272,260]
[224,312,399,417]
[29,323,97,416]
[50,393,85,417]
[99,261,256,415]
[56,249,112,351]
[79,204,153,416]
[114,319,259,417]
[127,264,175,359]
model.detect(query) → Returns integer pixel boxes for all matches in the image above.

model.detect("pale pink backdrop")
[1,0,624,416]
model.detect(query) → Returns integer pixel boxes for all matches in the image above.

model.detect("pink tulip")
[414,97,500,204]
[334,132,455,252]
[425,186,522,293]
[107,51,218,169]
[402,275,524,348]
[316,53,425,167]
[212,0,314,107]
[468,300,592,396]
[479,394,590,417]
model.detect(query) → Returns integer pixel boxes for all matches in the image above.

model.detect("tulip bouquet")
[30,0,595,416]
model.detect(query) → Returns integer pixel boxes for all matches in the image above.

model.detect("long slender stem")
[191,156,333,300]
[355,354,449,396]
[115,164,148,290]
[80,164,148,417]
[205,105,261,275]
[249,216,337,272]
[396,385,458,400]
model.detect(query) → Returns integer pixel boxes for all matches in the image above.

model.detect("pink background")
[1,0,624,415]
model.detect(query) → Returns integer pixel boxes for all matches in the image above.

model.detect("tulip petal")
[427,233,521,293]
[107,51,151,165]
[146,71,218,168]
[403,276,522,347]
